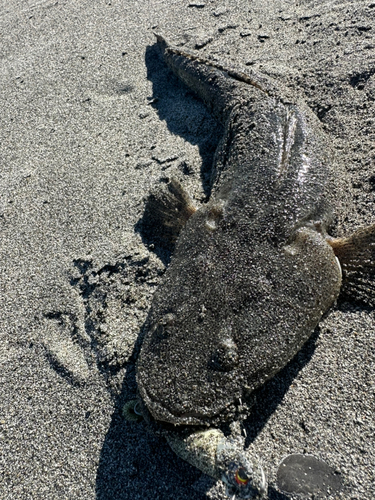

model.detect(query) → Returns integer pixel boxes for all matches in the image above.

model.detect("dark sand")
[1,1,374,499]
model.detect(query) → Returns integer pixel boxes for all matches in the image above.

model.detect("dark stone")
[277,454,342,495]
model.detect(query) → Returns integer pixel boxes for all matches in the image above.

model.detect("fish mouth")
[137,379,232,426]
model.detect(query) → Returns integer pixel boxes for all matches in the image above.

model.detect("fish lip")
[137,377,231,426]
[137,380,202,425]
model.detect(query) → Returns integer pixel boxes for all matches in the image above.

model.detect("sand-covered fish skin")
[137,35,342,428]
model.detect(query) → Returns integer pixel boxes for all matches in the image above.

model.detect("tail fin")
[155,33,271,124]
[328,224,375,306]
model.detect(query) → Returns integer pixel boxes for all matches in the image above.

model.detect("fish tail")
[155,33,258,124]
[328,224,375,306]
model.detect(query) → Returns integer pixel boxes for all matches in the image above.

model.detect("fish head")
[136,205,342,427]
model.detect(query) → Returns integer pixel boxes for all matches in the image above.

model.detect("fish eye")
[235,467,250,485]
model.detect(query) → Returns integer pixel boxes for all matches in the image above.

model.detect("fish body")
[137,37,342,427]
[128,35,375,499]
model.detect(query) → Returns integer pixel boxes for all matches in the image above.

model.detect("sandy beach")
[1,0,374,498]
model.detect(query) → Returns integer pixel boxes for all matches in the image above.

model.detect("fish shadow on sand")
[144,42,223,196]
[135,43,224,266]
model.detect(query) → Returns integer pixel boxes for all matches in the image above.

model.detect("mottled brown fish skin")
[137,37,342,427]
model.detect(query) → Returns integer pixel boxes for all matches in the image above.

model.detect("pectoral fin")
[143,178,197,245]
[328,224,375,306]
